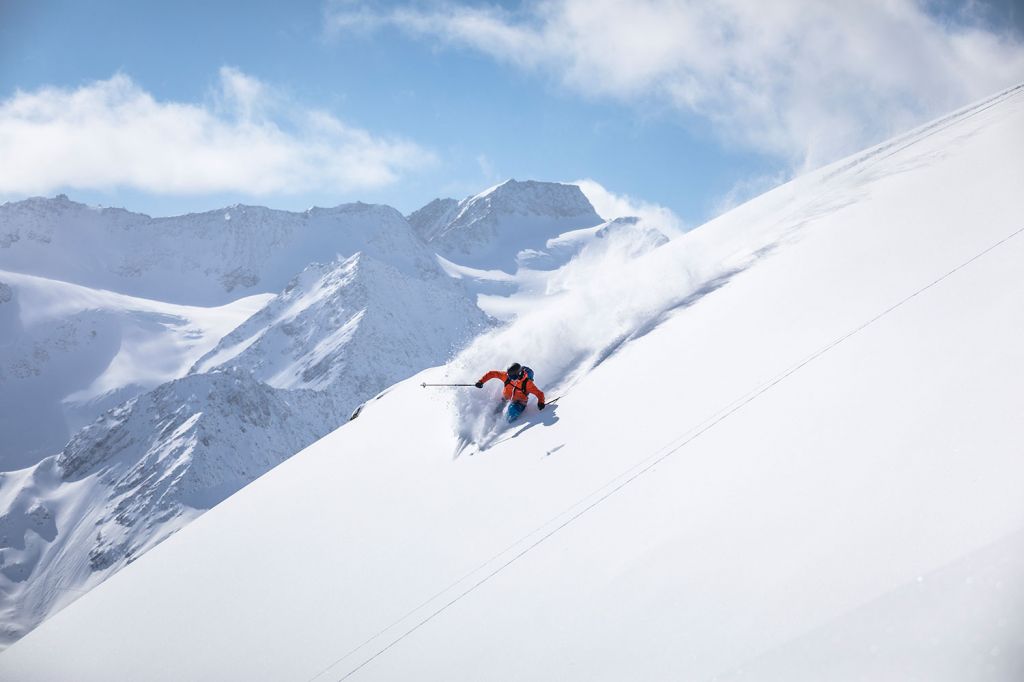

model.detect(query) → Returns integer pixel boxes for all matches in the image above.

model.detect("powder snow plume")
[446,225,719,446]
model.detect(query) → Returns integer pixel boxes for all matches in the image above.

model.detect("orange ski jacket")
[478,370,545,405]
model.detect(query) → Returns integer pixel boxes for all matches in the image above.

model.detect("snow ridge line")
[320,223,1024,682]
[822,81,1024,184]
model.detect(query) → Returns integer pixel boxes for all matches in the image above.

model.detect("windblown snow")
[2,84,1024,681]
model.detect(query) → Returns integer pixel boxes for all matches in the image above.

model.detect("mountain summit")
[407,179,604,271]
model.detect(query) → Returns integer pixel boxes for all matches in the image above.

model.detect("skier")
[475,362,546,422]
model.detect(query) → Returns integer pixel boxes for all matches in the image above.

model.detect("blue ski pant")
[505,400,527,423]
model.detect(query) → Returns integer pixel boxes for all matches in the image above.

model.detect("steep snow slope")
[0,270,269,469]
[407,180,604,271]
[0,369,333,648]
[712,528,1024,681]
[3,84,1023,681]
[0,198,436,305]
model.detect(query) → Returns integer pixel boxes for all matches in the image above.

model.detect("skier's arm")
[477,370,504,385]
[527,382,546,404]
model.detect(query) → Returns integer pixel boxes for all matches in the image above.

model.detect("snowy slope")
[0,198,436,305]
[0,369,333,648]
[0,270,269,469]
[407,179,605,271]
[3,84,1023,681]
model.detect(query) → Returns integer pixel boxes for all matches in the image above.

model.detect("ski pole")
[421,382,477,388]
[537,396,561,409]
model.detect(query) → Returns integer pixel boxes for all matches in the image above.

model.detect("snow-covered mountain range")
[0,179,613,648]
[0,269,269,469]
[191,252,490,401]
[2,83,1020,680]
[0,198,439,305]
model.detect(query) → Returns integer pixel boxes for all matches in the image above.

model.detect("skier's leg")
[506,401,526,423]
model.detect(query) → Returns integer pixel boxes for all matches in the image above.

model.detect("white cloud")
[573,178,685,236]
[0,67,434,195]
[330,0,1024,170]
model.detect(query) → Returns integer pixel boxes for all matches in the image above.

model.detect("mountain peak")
[465,179,599,217]
[408,180,604,271]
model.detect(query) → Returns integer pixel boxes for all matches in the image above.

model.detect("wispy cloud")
[0,67,434,196]
[329,1,1024,170]
[573,178,685,236]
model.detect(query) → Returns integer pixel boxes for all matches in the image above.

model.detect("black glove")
[475,381,483,388]
[538,401,546,410]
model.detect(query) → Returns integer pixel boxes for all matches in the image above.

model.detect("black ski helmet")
[507,362,522,377]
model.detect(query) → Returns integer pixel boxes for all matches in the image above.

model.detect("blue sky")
[1,1,1022,225]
